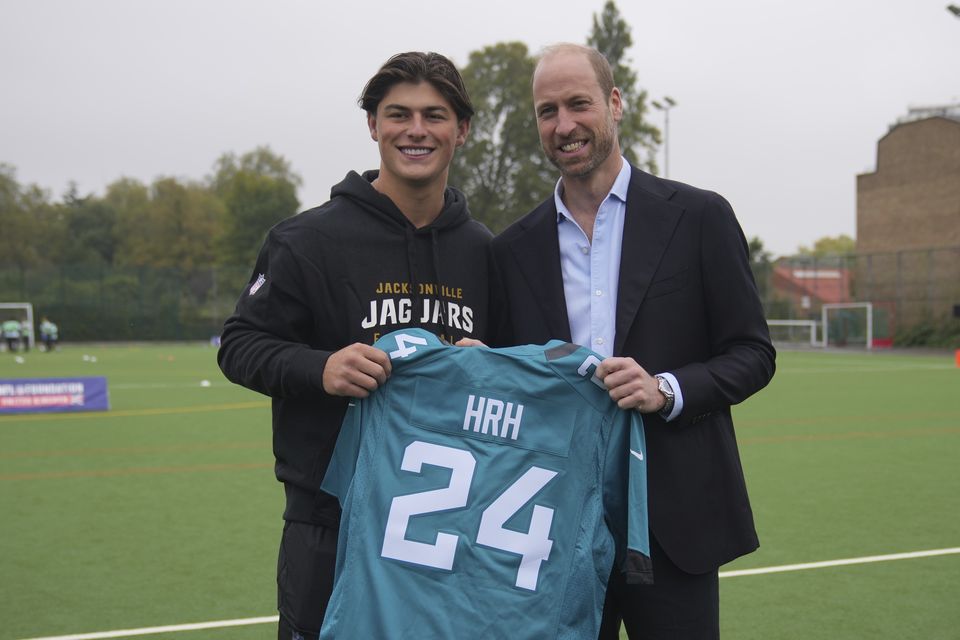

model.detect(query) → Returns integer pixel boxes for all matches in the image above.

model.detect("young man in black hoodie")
[218,52,491,640]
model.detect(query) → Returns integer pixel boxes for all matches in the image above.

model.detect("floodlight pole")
[652,96,677,179]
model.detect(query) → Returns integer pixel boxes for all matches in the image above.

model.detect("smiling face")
[368,81,469,192]
[532,49,622,180]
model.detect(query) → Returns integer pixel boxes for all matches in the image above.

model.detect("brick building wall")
[857,116,960,252]
[855,116,960,327]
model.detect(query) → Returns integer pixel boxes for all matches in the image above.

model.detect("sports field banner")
[0,377,110,415]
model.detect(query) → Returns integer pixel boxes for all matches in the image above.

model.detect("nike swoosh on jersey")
[630,449,644,461]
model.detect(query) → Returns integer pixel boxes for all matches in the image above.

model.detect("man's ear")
[455,118,470,148]
[609,87,624,123]
[368,113,379,141]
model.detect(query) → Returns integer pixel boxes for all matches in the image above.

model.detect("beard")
[544,116,618,178]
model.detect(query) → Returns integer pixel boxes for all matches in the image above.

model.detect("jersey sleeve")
[320,399,363,506]
[603,406,653,585]
[323,328,444,504]
[547,341,654,585]
[625,411,653,584]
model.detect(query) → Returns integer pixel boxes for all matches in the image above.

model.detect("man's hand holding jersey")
[596,357,667,414]
[322,343,392,398]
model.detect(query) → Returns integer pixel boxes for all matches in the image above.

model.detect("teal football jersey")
[320,328,651,640]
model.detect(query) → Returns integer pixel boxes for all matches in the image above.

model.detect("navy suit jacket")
[489,164,776,573]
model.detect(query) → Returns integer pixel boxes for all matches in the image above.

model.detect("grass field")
[1,344,958,639]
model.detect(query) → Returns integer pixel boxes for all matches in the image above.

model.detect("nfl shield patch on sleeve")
[249,273,266,296]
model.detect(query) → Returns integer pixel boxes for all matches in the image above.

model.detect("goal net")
[766,319,820,348]
[822,302,873,349]
[0,302,35,351]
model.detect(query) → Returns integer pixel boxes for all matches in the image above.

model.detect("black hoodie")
[218,170,492,526]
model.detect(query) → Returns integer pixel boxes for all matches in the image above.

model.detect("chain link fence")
[753,245,960,346]
[2,245,958,344]
[0,265,252,341]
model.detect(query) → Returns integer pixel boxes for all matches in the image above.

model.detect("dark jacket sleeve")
[668,192,776,423]
[217,231,334,399]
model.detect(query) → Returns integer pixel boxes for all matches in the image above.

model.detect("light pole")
[651,96,677,178]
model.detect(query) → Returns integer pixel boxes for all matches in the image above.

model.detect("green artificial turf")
[2,345,958,639]
[1,345,276,639]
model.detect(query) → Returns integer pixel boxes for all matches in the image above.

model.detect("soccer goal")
[0,302,35,351]
[766,319,821,347]
[821,302,873,350]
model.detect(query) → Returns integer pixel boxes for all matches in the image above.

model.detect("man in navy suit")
[489,43,776,639]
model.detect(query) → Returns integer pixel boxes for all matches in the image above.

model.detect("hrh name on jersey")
[462,394,524,441]
[362,298,474,333]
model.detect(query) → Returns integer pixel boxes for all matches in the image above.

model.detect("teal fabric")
[321,328,649,639]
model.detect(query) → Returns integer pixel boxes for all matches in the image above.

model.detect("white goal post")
[0,302,36,351]
[821,302,873,350]
[766,319,821,347]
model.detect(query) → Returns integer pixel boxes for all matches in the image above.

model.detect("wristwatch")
[655,375,675,416]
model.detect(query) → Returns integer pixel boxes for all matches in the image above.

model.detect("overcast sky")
[2,0,958,257]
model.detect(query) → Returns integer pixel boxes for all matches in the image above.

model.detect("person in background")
[20,318,31,352]
[2,318,21,352]
[40,317,58,352]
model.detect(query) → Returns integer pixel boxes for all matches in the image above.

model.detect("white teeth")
[401,147,431,156]
[560,141,585,152]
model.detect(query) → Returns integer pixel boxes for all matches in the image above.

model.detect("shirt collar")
[555,158,632,224]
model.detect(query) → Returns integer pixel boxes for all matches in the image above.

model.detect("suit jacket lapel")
[614,168,683,355]
[508,201,572,342]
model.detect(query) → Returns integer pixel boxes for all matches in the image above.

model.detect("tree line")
[0,147,300,274]
[1,2,660,275]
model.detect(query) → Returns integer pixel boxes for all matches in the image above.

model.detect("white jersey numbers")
[476,466,557,590]
[388,333,429,359]
[381,440,557,591]
[577,354,605,389]
[381,441,475,570]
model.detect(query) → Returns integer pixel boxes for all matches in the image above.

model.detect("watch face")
[657,376,673,398]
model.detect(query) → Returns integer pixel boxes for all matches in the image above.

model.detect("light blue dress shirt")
[555,159,683,421]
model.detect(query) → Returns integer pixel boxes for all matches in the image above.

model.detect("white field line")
[109,382,224,390]
[19,548,960,640]
[780,364,955,374]
[19,616,279,640]
[720,546,960,578]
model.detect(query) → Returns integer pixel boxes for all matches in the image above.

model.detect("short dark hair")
[359,51,474,123]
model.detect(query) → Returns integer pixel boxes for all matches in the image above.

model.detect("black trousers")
[598,534,720,640]
[276,520,338,640]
